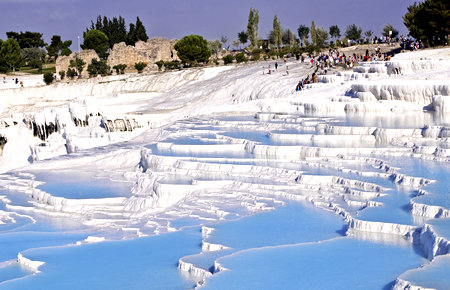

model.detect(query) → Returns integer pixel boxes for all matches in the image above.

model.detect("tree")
[282,29,297,47]
[87,59,111,77]
[272,15,282,51]
[6,31,46,49]
[297,25,310,46]
[364,30,373,39]
[232,39,241,50]
[220,35,228,46]
[46,35,62,58]
[382,24,399,39]
[310,21,317,46]
[22,47,46,68]
[82,30,109,58]
[238,31,248,48]
[87,15,128,48]
[246,8,259,49]
[314,27,329,48]
[47,35,73,59]
[135,17,149,43]
[126,23,137,46]
[329,25,341,40]
[174,35,211,65]
[60,47,72,56]
[208,40,222,57]
[0,38,22,71]
[69,58,86,77]
[345,24,362,41]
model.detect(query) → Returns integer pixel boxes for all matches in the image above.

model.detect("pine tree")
[127,23,137,46]
[135,17,148,42]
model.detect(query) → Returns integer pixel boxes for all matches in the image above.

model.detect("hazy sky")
[0,0,416,49]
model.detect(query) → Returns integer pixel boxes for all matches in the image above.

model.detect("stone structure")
[55,50,99,79]
[55,38,179,77]
[107,38,178,73]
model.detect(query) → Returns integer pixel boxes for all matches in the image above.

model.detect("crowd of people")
[292,44,399,92]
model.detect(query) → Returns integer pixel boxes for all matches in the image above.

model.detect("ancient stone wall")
[107,38,178,73]
[55,50,99,79]
[55,38,178,77]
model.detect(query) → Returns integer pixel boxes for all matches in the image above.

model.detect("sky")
[0,0,417,49]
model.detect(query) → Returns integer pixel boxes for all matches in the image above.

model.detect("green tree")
[87,15,128,48]
[310,21,317,46]
[238,31,248,48]
[174,35,211,65]
[46,35,62,59]
[127,23,137,46]
[314,27,329,48]
[246,8,259,49]
[272,15,282,51]
[87,59,111,77]
[282,29,297,47]
[382,24,399,38]
[82,30,109,59]
[69,58,86,78]
[208,40,222,57]
[22,47,46,68]
[345,24,362,41]
[46,35,72,59]
[364,30,373,39]
[6,31,46,49]
[135,17,149,42]
[297,25,310,46]
[329,25,341,40]
[60,47,72,56]
[0,38,22,71]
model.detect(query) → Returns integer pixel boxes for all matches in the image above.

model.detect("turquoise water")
[34,172,132,199]
[0,229,201,290]
[204,237,425,290]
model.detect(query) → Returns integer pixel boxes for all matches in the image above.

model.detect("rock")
[107,38,178,73]
[56,50,100,79]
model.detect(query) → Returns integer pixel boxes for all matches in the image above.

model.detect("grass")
[17,63,56,75]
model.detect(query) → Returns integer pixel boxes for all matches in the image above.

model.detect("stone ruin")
[56,50,99,79]
[108,38,178,72]
[55,38,178,78]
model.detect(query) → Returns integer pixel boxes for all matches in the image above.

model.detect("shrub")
[59,70,65,80]
[164,60,180,70]
[43,72,54,85]
[155,60,164,71]
[134,62,147,73]
[87,59,111,77]
[235,53,248,63]
[223,54,234,65]
[250,53,260,61]
[113,64,127,74]
[67,68,77,78]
